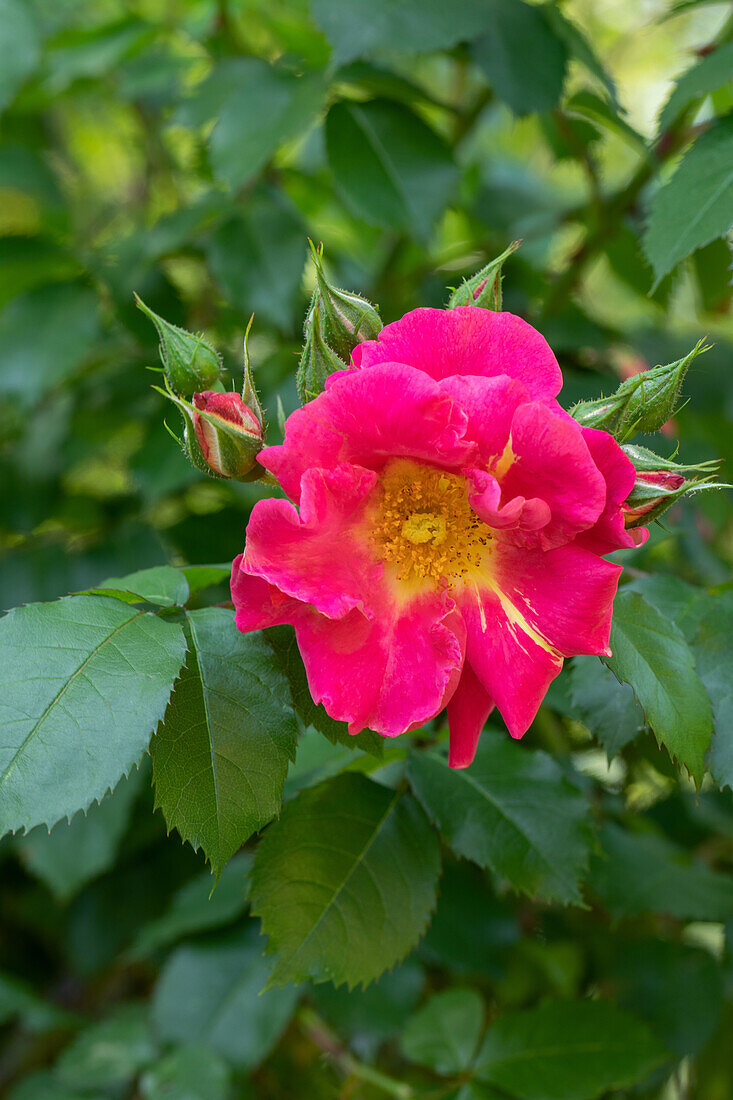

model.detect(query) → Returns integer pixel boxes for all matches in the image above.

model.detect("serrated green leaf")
[643,115,733,284]
[311,0,493,63]
[401,988,484,1075]
[692,593,733,789]
[86,566,190,607]
[474,999,666,1100]
[325,99,457,239]
[0,595,185,836]
[250,773,440,988]
[140,1044,231,1100]
[128,852,251,960]
[18,768,143,901]
[603,589,713,781]
[151,924,298,1069]
[151,608,298,877]
[568,655,645,758]
[265,625,383,759]
[57,1004,158,1091]
[590,822,733,920]
[472,1,567,117]
[408,735,592,905]
[658,41,733,132]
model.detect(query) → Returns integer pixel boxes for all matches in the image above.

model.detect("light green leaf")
[568,655,645,758]
[408,735,592,905]
[0,0,40,112]
[18,768,143,901]
[57,1004,158,1091]
[151,608,298,877]
[643,115,733,284]
[311,0,494,63]
[128,852,251,960]
[603,589,713,781]
[151,925,298,1069]
[658,41,733,131]
[0,595,185,836]
[325,99,458,238]
[590,822,733,920]
[471,0,567,116]
[691,593,733,789]
[85,566,190,607]
[401,988,484,1075]
[140,1044,231,1100]
[475,999,666,1100]
[181,564,231,596]
[250,773,440,988]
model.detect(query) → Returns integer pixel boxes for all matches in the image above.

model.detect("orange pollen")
[368,458,491,587]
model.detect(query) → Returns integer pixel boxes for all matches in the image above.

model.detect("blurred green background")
[0,0,732,1097]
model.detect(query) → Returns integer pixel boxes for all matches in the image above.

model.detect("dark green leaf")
[325,99,457,238]
[0,0,40,112]
[644,115,733,285]
[151,925,298,1069]
[408,735,592,905]
[140,1045,231,1100]
[544,6,618,105]
[0,595,185,835]
[8,1076,105,1100]
[0,971,76,1032]
[691,592,733,789]
[590,822,733,920]
[151,608,298,877]
[603,589,713,781]
[401,988,484,1075]
[128,852,251,960]
[658,41,733,132]
[83,565,190,607]
[57,1004,158,1091]
[475,999,666,1100]
[311,961,424,1059]
[18,768,143,901]
[311,0,494,63]
[568,655,645,758]
[471,1,567,117]
[250,773,440,988]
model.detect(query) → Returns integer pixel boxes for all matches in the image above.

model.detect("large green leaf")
[250,773,441,988]
[18,768,143,901]
[603,589,713,781]
[643,115,733,284]
[0,595,185,836]
[691,593,733,789]
[568,655,645,758]
[85,566,190,607]
[658,41,733,132]
[325,99,457,238]
[0,0,40,112]
[151,608,298,877]
[408,735,592,905]
[140,1045,231,1100]
[151,925,298,1069]
[590,822,733,920]
[472,0,567,116]
[311,0,493,63]
[401,988,484,1075]
[474,999,666,1100]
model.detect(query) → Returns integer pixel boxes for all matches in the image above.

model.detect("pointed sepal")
[447,241,522,311]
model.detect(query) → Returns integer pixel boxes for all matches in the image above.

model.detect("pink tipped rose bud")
[192,391,263,480]
[622,470,686,524]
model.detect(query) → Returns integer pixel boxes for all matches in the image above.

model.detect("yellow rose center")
[369,458,491,587]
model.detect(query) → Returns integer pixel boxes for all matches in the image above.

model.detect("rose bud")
[307,241,382,363]
[296,299,349,404]
[622,470,686,526]
[191,391,263,480]
[135,294,222,395]
[448,240,521,311]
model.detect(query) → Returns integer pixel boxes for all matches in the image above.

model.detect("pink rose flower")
[231,307,647,768]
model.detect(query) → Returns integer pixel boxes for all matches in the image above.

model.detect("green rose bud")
[447,240,522,311]
[296,299,351,405]
[135,294,222,395]
[308,241,382,361]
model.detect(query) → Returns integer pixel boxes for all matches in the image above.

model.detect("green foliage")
[251,774,440,987]
[658,41,733,132]
[401,988,484,1075]
[151,609,298,876]
[408,735,593,905]
[569,655,645,758]
[140,1045,231,1100]
[56,1004,158,1091]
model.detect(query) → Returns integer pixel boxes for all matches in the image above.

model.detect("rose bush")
[232,307,647,766]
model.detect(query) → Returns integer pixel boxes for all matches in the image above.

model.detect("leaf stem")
[299,1006,414,1098]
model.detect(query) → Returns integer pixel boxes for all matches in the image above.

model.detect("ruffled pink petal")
[242,464,380,619]
[497,402,606,550]
[458,584,563,739]
[491,539,623,658]
[231,559,303,632]
[259,363,474,502]
[447,661,494,768]
[295,595,466,737]
[438,374,528,466]
[576,427,648,554]
[466,468,551,535]
[352,307,562,400]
